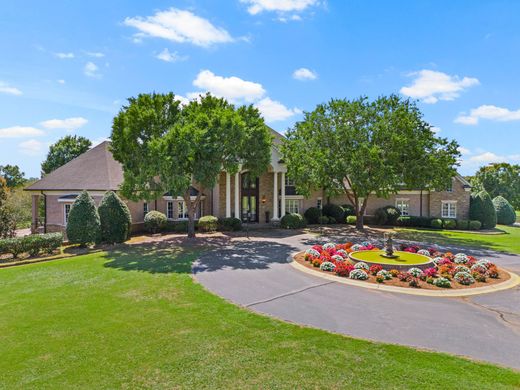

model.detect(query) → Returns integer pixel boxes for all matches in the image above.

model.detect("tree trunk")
[419,189,423,217]
[356,210,364,230]
[187,210,196,239]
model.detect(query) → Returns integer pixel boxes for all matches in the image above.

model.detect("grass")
[516,210,520,222]
[395,225,520,254]
[350,250,431,265]
[1,245,519,389]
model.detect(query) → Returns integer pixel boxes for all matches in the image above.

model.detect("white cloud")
[19,139,47,156]
[85,51,105,58]
[458,146,471,155]
[155,48,187,62]
[54,52,74,59]
[84,62,101,78]
[57,79,65,84]
[254,97,301,122]
[192,70,266,103]
[91,137,110,147]
[241,0,319,15]
[175,95,190,106]
[0,81,22,96]
[459,150,520,172]
[0,126,44,138]
[454,105,520,125]
[40,117,88,131]
[400,70,479,104]
[292,67,317,81]
[431,126,441,134]
[124,8,234,47]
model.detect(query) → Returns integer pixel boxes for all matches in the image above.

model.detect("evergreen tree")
[98,191,132,243]
[66,190,101,246]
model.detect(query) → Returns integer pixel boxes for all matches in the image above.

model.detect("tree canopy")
[41,135,92,175]
[0,177,17,238]
[471,163,520,210]
[111,92,272,238]
[0,164,26,188]
[282,95,460,229]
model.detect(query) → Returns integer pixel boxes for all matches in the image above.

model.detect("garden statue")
[382,232,398,258]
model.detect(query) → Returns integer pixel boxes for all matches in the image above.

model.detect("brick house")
[25,130,471,233]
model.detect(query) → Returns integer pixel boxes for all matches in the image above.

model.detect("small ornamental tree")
[0,177,16,238]
[282,95,460,229]
[98,191,132,243]
[111,93,272,238]
[470,190,497,229]
[492,196,516,225]
[66,190,101,246]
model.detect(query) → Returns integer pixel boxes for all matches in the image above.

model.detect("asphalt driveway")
[193,230,520,370]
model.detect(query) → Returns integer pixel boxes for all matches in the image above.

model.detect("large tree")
[0,164,26,188]
[111,93,272,238]
[282,95,460,229]
[0,177,16,238]
[471,163,520,210]
[41,135,92,175]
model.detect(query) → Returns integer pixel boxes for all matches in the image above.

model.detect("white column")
[234,172,240,218]
[281,172,286,217]
[225,172,231,218]
[272,171,278,220]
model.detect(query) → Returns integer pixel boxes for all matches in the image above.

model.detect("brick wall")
[429,179,470,220]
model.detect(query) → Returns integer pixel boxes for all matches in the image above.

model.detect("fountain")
[381,232,398,259]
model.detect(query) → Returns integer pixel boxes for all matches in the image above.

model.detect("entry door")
[241,173,259,222]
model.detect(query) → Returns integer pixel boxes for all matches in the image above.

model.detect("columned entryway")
[271,171,285,221]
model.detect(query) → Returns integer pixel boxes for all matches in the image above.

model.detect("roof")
[25,141,124,191]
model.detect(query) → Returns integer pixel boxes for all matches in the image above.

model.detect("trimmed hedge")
[431,219,443,229]
[469,220,482,230]
[66,190,101,246]
[280,213,306,229]
[144,210,167,234]
[493,196,516,225]
[0,233,63,258]
[304,207,321,224]
[470,191,497,229]
[322,204,345,224]
[98,191,132,244]
[456,220,469,230]
[442,219,457,229]
[217,217,242,231]
[382,205,401,225]
[318,215,330,224]
[198,216,218,232]
[374,208,388,225]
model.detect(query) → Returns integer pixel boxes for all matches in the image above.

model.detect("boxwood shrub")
[492,196,516,225]
[98,191,132,244]
[469,220,482,230]
[318,215,329,224]
[144,210,167,234]
[303,207,321,224]
[457,220,469,230]
[280,213,306,229]
[322,204,344,224]
[431,218,443,229]
[198,216,218,232]
[442,219,457,229]
[0,233,63,258]
[373,208,388,225]
[217,217,242,231]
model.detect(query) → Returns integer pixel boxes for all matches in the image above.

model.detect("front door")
[241,173,259,222]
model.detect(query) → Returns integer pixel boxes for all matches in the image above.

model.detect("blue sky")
[1,0,520,178]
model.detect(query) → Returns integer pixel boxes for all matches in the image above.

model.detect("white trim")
[63,203,71,225]
[395,198,410,216]
[280,172,286,216]
[37,190,107,196]
[272,171,279,220]
[234,172,240,218]
[441,200,457,218]
[162,195,205,201]
[282,195,304,200]
[225,172,231,218]
[57,196,78,203]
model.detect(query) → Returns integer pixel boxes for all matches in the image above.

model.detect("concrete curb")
[290,253,520,297]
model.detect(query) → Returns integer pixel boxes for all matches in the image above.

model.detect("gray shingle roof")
[25,141,124,191]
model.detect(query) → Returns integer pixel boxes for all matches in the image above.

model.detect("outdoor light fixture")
[261,195,266,204]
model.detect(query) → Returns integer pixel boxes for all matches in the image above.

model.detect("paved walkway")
[193,230,520,370]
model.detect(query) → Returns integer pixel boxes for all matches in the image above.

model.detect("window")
[396,199,410,216]
[285,176,295,186]
[143,202,149,216]
[442,201,457,218]
[64,204,71,225]
[177,201,189,219]
[316,198,322,210]
[285,199,300,214]
[167,201,174,219]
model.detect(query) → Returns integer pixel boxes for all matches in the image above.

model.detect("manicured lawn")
[1,244,519,389]
[516,210,520,222]
[395,225,520,254]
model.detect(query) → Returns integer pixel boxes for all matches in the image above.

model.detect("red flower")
[369,264,383,275]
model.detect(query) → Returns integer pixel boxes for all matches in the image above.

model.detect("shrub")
[335,262,354,277]
[454,253,469,264]
[457,220,469,230]
[354,261,369,271]
[318,215,329,224]
[320,261,336,272]
[469,220,482,230]
[407,267,423,278]
[454,271,475,285]
[470,191,497,229]
[442,219,457,229]
[454,265,470,274]
[430,219,443,229]
[342,204,356,217]
[349,269,368,280]
[487,266,499,279]
[376,275,385,283]
[346,215,357,225]
[144,210,167,234]
[373,208,388,225]
[281,213,306,229]
[322,203,345,224]
[0,237,26,258]
[304,207,321,224]
[377,269,392,280]
[218,217,242,231]
[492,196,516,225]
[198,216,218,232]
[433,277,451,288]
[39,233,63,254]
[396,216,412,227]
[0,233,63,258]
[408,277,420,288]
[382,205,401,225]
[66,190,101,246]
[389,269,399,277]
[369,264,383,275]
[98,192,132,244]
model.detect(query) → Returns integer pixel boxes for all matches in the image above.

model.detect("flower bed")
[297,242,510,290]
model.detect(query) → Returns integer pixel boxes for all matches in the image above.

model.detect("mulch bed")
[293,252,511,290]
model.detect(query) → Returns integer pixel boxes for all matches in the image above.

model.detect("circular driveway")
[193,231,520,370]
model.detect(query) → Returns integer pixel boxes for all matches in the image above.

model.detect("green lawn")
[395,225,520,254]
[1,245,519,389]
[516,210,520,222]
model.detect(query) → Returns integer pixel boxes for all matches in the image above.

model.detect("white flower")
[417,249,430,256]
[407,267,423,277]
[349,269,368,280]
[354,261,369,270]
[323,243,336,250]
[320,261,336,272]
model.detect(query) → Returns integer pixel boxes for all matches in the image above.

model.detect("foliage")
[349,269,369,280]
[456,220,469,230]
[319,261,336,272]
[303,206,321,224]
[454,271,475,285]
[470,191,497,229]
[471,162,520,210]
[0,164,26,188]
[166,220,190,233]
[217,217,242,231]
[354,261,369,271]
[0,233,62,258]
[5,185,33,229]
[373,208,388,225]
[111,93,272,238]
[198,216,218,232]
[280,213,306,229]
[492,196,516,225]
[144,211,167,234]
[0,177,16,238]
[346,215,357,225]
[469,220,482,230]
[433,277,451,288]
[66,191,101,246]
[442,219,457,229]
[282,95,460,229]
[322,203,345,223]
[318,215,330,224]
[383,205,401,225]
[98,192,132,243]
[341,204,356,217]
[41,135,92,175]
[430,219,443,229]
